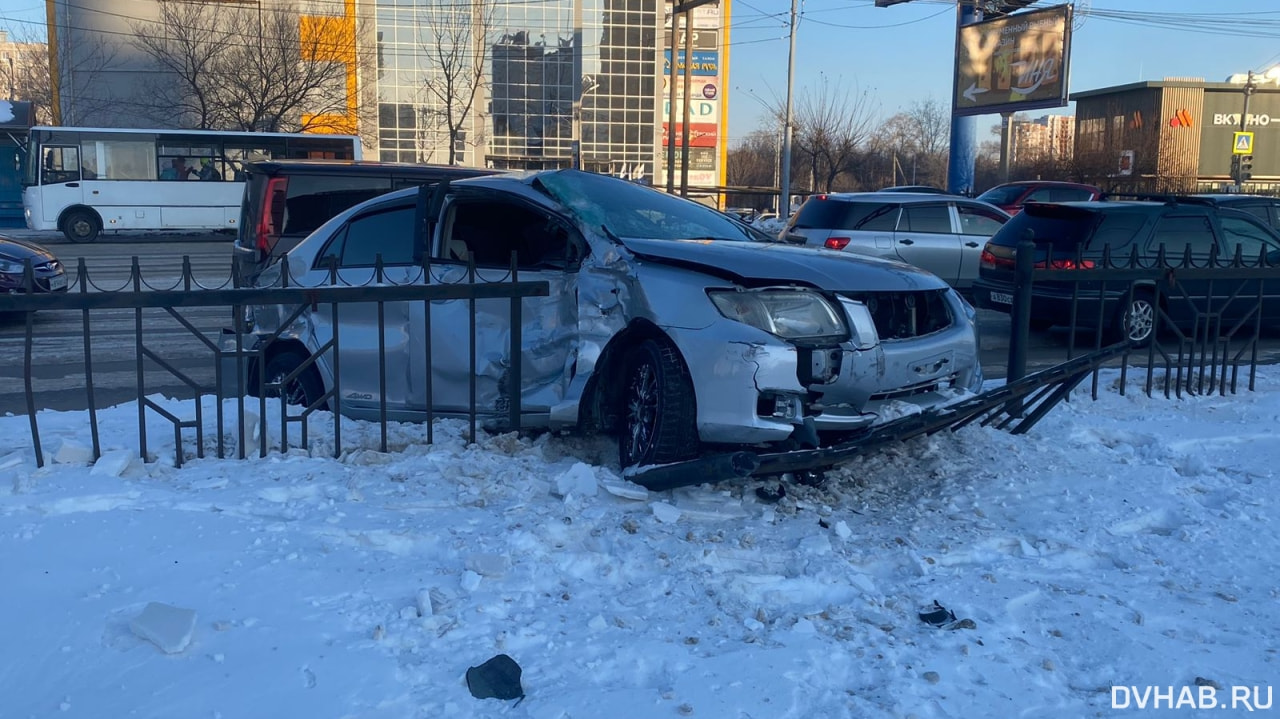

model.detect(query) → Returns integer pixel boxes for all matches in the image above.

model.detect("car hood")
[0,237,56,264]
[619,237,948,291]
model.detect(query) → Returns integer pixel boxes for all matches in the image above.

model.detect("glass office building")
[373,0,725,188]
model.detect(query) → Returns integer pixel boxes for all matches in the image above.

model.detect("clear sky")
[726,0,1280,145]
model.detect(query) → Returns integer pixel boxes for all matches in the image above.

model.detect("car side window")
[442,200,585,270]
[1219,215,1279,259]
[853,204,899,231]
[335,206,416,267]
[898,204,952,233]
[955,203,1006,236]
[1148,215,1217,257]
[1024,188,1053,203]
[1231,203,1270,226]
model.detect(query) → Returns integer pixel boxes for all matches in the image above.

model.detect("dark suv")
[232,160,496,283]
[1191,194,1280,232]
[972,199,1280,343]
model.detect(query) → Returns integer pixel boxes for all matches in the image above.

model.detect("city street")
[3,229,1277,417]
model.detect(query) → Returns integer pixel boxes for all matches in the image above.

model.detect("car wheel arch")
[247,338,320,394]
[577,318,689,435]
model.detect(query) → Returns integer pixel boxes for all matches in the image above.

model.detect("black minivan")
[233,160,496,284]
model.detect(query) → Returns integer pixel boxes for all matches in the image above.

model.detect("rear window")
[792,198,897,231]
[976,185,1026,206]
[282,175,393,236]
[989,207,1147,252]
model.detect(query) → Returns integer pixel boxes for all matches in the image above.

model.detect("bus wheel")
[62,210,100,243]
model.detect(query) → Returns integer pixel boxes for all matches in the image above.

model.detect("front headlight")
[0,258,23,274]
[708,288,847,340]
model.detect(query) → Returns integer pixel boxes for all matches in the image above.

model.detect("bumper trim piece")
[626,342,1133,491]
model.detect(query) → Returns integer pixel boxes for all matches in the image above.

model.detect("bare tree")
[873,98,951,189]
[418,0,493,165]
[771,75,877,193]
[727,128,783,209]
[131,2,369,134]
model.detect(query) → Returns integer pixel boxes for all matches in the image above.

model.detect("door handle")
[65,182,79,188]
[899,238,914,245]
[965,241,980,248]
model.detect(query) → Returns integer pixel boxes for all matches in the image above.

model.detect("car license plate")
[49,274,68,291]
[989,291,1012,305]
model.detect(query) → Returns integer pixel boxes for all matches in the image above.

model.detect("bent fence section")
[0,255,549,469]
[1004,239,1279,400]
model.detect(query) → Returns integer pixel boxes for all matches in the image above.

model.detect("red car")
[975,181,1103,215]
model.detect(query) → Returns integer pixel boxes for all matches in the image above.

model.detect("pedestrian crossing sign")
[1233,131,1254,155]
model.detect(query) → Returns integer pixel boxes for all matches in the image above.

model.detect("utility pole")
[779,0,798,218]
[1233,70,1256,190]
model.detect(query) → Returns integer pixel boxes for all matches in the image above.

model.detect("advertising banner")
[954,4,1072,117]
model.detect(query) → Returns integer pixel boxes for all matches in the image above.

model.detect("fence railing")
[0,254,549,468]
[1004,239,1278,400]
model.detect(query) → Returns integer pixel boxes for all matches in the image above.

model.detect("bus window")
[84,139,157,181]
[41,146,81,184]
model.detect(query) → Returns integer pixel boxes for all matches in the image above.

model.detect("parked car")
[780,192,1011,289]
[880,185,949,194]
[247,170,984,470]
[0,235,67,296]
[976,180,1103,215]
[233,160,497,284]
[971,199,1280,343]
[1190,194,1280,232]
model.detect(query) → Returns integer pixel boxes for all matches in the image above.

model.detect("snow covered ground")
[2,369,1277,718]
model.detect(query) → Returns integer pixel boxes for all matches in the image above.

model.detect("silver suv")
[781,192,1010,289]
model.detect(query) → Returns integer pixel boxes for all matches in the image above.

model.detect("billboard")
[953,3,1072,117]
[663,50,719,77]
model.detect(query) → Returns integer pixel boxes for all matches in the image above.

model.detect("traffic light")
[1240,154,1254,181]
[1231,155,1241,181]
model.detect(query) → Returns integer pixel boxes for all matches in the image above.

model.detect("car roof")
[986,180,1100,190]
[811,191,967,203]
[1191,193,1280,201]
[246,159,499,178]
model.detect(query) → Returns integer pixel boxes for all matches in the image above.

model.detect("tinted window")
[976,185,1026,206]
[1219,215,1279,259]
[854,205,899,231]
[1088,212,1148,250]
[792,198,895,231]
[1229,203,1270,225]
[955,203,1006,236]
[1050,188,1096,202]
[989,206,1100,249]
[1024,187,1054,203]
[1149,215,1216,257]
[338,206,416,267]
[899,204,952,233]
[284,175,393,236]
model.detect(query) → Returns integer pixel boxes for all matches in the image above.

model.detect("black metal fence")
[0,255,548,468]
[1004,238,1277,400]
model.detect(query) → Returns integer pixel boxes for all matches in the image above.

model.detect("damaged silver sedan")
[248,169,983,471]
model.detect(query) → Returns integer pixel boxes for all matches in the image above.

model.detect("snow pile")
[0,370,1277,717]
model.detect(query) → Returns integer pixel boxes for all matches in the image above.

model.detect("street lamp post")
[779,0,798,219]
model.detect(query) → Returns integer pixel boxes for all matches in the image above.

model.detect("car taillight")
[255,177,288,256]
[1035,258,1096,270]
[825,237,851,250]
[981,248,1015,270]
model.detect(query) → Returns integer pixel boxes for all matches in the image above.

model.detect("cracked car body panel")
[249,169,985,450]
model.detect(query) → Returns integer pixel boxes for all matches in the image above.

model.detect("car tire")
[263,350,326,410]
[618,339,698,469]
[62,210,100,244]
[1113,289,1157,347]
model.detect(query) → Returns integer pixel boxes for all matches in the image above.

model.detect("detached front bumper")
[626,341,1133,491]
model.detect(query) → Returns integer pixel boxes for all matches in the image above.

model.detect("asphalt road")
[3,228,1276,416]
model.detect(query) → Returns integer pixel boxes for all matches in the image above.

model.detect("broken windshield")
[538,170,758,242]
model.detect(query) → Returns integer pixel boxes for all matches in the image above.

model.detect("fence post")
[1006,238,1036,413]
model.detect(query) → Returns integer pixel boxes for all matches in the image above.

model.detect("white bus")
[22,126,361,242]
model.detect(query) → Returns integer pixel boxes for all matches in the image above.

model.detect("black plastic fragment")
[466,654,525,703]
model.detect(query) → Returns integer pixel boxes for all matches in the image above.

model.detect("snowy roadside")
[1,372,1276,718]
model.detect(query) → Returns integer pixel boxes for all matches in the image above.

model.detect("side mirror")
[783,232,807,244]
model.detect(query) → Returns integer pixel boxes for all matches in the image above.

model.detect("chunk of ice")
[553,462,600,499]
[651,501,682,524]
[130,602,197,654]
[90,450,134,478]
[54,440,94,466]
